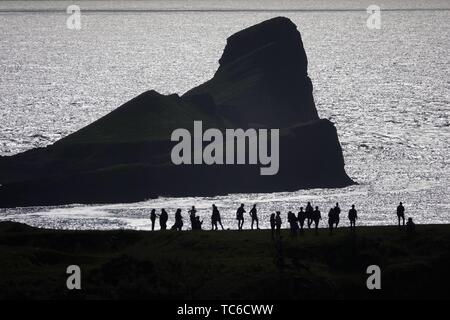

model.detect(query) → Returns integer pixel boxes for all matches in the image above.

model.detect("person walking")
[249,204,259,230]
[328,207,335,235]
[150,209,157,231]
[275,211,282,237]
[270,213,276,238]
[211,204,224,230]
[236,203,245,231]
[312,206,321,234]
[159,209,168,230]
[305,202,314,228]
[334,202,341,228]
[188,206,197,230]
[348,205,357,231]
[172,208,183,231]
[288,211,298,236]
[297,207,306,232]
[397,202,405,228]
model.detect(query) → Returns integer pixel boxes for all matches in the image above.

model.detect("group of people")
[149,203,260,231]
[269,202,358,237]
[150,205,223,231]
[150,209,168,230]
[235,203,259,230]
[397,202,415,233]
[148,202,415,234]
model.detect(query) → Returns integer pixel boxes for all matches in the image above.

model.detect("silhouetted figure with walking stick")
[328,207,335,235]
[159,209,168,230]
[334,202,341,228]
[249,204,259,230]
[150,209,156,231]
[288,211,298,236]
[270,213,276,238]
[275,211,282,237]
[312,206,321,234]
[171,208,183,231]
[236,203,245,230]
[348,205,357,231]
[397,202,405,228]
[305,202,314,228]
[189,206,197,229]
[211,204,224,230]
[297,207,306,232]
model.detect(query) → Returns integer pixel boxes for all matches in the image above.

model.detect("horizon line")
[0,8,450,13]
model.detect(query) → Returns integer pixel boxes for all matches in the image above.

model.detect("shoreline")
[0,219,442,231]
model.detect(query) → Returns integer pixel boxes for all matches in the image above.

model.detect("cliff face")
[184,17,318,128]
[0,17,354,208]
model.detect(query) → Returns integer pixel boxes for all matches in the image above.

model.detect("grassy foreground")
[1,221,450,300]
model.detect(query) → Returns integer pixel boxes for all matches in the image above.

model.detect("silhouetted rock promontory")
[0,17,354,207]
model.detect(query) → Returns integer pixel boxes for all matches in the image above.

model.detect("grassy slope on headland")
[1,221,450,300]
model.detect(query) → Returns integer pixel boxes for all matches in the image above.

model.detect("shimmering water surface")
[0,1,449,229]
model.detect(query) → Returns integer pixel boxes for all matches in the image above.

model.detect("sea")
[0,0,449,230]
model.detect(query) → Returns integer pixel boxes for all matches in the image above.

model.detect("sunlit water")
[0,1,449,230]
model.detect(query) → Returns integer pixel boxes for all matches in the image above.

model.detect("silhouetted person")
[328,208,335,235]
[236,203,245,230]
[305,202,314,228]
[288,211,298,236]
[406,217,415,234]
[171,208,183,231]
[270,213,276,238]
[159,209,168,230]
[348,205,357,230]
[334,202,341,227]
[312,206,321,234]
[189,206,197,229]
[249,204,259,230]
[211,204,224,230]
[275,211,282,237]
[297,207,306,232]
[150,209,156,231]
[193,216,203,230]
[397,202,405,228]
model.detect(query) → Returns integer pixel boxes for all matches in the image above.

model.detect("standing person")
[150,209,157,231]
[172,208,183,231]
[249,204,259,230]
[270,213,276,238]
[211,204,224,230]
[328,208,335,235]
[189,206,197,230]
[236,203,246,231]
[312,206,321,234]
[297,207,306,232]
[397,202,405,228]
[334,203,341,228]
[305,202,314,228]
[159,209,168,230]
[288,211,298,236]
[348,204,357,231]
[211,205,216,230]
[275,211,282,237]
